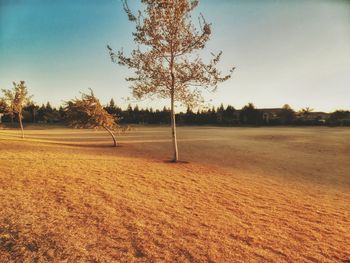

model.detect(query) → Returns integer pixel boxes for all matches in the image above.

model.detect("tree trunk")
[169,40,179,162]
[170,89,179,162]
[19,114,24,139]
[103,126,117,147]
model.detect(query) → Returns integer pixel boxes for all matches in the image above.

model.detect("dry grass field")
[0,126,349,262]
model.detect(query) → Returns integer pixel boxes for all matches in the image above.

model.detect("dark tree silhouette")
[240,103,261,125]
[24,103,39,123]
[278,104,296,124]
[329,110,350,126]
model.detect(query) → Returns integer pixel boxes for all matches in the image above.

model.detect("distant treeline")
[1,100,350,126]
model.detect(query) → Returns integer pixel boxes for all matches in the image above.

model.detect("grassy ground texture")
[0,126,349,262]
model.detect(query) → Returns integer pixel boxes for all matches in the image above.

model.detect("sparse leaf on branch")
[108,0,235,161]
[1,81,32,138]
[65,89,120,147]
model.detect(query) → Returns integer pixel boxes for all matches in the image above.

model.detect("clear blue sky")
[1,0,349,112]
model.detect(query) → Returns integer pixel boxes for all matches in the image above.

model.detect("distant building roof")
[310,112,330,115]
[259,108,282,113]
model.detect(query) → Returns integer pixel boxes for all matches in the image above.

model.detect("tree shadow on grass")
[164,160,189,164]
[0,134,122,149]
[49,142,123,149]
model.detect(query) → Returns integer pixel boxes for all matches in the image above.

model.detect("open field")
[0,126,349,262]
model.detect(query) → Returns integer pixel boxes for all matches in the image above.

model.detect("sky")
[0,0,349,112]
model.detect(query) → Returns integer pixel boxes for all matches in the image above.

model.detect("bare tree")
[1,81,32,138]
[108,0,234,162]
[65,89,119,147]
[299,107,314,120]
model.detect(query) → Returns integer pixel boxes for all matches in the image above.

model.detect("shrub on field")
[65,89,120,147]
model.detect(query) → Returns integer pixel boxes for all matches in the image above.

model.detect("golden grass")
[0,127,349,262]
